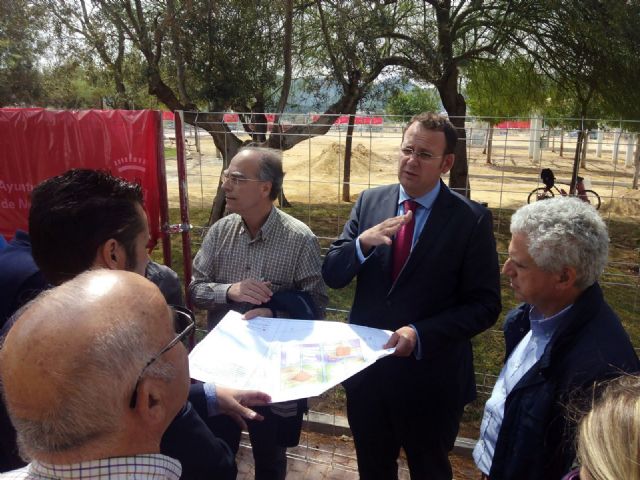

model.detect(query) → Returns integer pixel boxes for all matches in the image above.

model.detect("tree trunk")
[569,130,584,195]
[482,127,488,155]
[207,186,227,227]
[486,126,494,165]
[560,128,564,157]
[437,73,470,197]
[278,190,291,208]
[342,112,356,202]
[181,112,243,226]
[249,111,268,144]
[545,126,551,152]
[580,131,589,169]
[632,135,640,189]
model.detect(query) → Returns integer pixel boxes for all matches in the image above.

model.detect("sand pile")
[286,142,393,179]
[601,188,640,217]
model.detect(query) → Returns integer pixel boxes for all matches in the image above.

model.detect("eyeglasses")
[129,306,195,409]
[221,170,265,186]
[400,147,443,162]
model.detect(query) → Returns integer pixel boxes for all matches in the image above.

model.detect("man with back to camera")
[0,231,47,471]
[189,146,328,480]
[0,270,191,479]
[473,197,640,479]
[322,112,502,479]
[0,168,271,478]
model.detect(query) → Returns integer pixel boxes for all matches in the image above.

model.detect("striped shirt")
[0,454,181,479]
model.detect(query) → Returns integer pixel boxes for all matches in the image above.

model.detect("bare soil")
[169,128,640,219]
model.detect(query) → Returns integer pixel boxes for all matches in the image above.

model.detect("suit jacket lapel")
[390,181,453,292]
[377,185,400,275]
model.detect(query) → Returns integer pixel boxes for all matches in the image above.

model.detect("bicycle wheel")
[581,190,601,210]
[527,187,554,204]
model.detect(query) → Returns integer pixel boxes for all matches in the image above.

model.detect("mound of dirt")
[601,188,640,217]
[287,142,392,178]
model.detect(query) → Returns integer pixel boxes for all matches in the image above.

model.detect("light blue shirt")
[355,181,441,262]
[473,304,573,475]
[355,182,441,358]
[203,382,219,416]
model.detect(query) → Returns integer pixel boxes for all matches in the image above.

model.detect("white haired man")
[474,197,639,479]
[0,270,190,479]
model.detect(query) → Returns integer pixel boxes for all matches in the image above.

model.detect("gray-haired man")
[190,146,328,479]
[474,197,639,479]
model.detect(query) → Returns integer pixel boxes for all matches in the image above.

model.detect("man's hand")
[383,326,417,357]
[227,279,272,305]
[242,308,273,320]
[359,210,413,255]
[216,386,272,430]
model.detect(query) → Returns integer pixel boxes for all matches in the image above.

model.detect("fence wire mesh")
[159,112,640,474]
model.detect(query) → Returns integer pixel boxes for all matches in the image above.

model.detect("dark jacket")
[0,231,47,330]
[322,182,501,411]
[146,261,184,307]
[161,398,236,480]
[489,283,639,480]
[0,231,47,471]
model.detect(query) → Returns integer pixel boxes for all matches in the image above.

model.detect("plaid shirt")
[190,207,328,328]
[0,454,181,479]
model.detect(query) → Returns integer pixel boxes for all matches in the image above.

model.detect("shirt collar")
[398,182,441,210]
[529,303,573,339]
[240,206,277,242]
[28,454,182,479]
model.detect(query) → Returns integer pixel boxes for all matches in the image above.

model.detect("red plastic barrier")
[496,120,531,129]
[311,114,384,125]
[0,109,162,246]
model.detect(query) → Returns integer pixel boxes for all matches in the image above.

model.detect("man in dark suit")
[322,112,501,480]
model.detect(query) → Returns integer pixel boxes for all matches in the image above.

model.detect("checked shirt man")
[190,146,327,480]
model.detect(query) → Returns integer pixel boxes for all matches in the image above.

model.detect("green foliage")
[0,0,46,106]
[171,1,284,111]
[465,57,546,124]
[594,2,640,123]
[523,1,640,128]
[385,87,440,118]
[39,61,101,109]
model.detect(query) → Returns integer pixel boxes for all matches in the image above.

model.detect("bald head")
[0,269,189,461]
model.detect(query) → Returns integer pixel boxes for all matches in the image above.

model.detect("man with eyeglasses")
[0,270,193,479]
[322,112,501,480]
[0,169,270,479]
[190,146,328,480]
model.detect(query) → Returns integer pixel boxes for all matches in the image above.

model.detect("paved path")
[236,431,477,479]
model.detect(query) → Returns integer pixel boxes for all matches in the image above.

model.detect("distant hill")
[284,76,417,114]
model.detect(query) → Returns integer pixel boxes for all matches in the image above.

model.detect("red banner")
[496,120,531,130]
[311,115,384,125]
[0,109,162,245]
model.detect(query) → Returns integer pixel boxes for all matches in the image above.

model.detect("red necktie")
[391,199,418,281]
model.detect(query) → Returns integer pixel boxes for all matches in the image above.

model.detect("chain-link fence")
[159,112,640,470]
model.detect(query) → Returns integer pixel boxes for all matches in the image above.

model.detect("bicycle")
[527,168,601,210]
